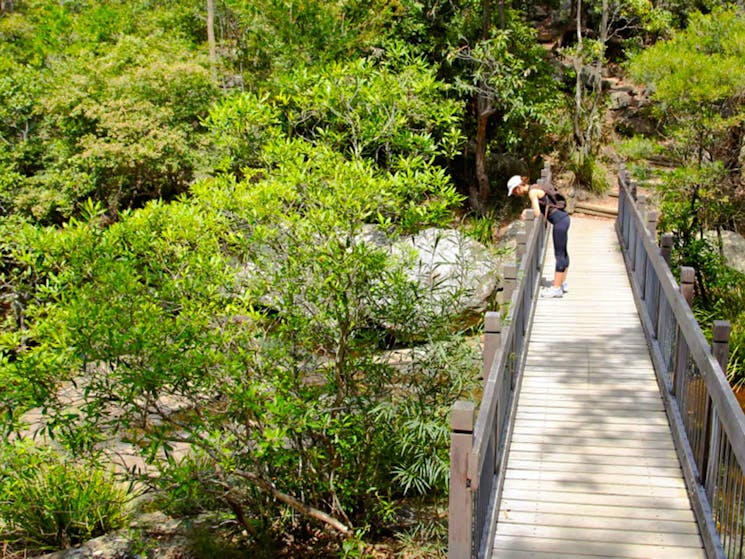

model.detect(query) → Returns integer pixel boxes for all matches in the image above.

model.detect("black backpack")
[542,184,567,215]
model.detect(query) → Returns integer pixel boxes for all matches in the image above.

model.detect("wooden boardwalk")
[492,215,706,559]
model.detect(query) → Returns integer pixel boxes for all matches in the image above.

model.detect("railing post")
[516,229,527,262]
[647,210,659,240]
[520,210,539,273]
[673,267,695,399]
[540,163,549,185]
[660,233,674,266]
[501,263,517,311]
[630,179,638,201]
[449,401,475,559]
[521,208,534,237]
[637,194,648,221]
[680,266,695,307]
[482,312,501,382]
[703,321,731,499]
[712,320,731,371]
[634,195,648,295]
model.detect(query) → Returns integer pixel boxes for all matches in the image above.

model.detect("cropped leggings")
[549,211,570,272]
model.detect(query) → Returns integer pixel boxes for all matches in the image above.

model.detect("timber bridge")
[448,164,745,559]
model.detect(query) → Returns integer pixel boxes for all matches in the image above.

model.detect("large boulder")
[235,226,501,334]
[705,230,745,275]
[390,228,500,321]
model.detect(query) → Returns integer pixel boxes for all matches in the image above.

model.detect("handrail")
[616,166,745,559]
[448,163,550,558]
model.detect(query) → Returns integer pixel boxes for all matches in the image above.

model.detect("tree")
[273,52,465,170]
[0,137,476,547]
[629,7,745,232]
[451,11,561,212]
[24,34,216,221]
[562,0,673,190]
[628,7,745,304]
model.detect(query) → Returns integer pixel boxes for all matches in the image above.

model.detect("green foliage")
[664,228,745,391]
[221,0,381,78]
[691,260,745,390]
[1,130,475,550]
[451,13,563,160]
[616,136,664,162]
[29,35,217,220]
[0,3,218,222]
[203,91,282,175]
[0,441,130,550]
[377,340,480,496]
[628,6,745,344]
[394,514,447,559]
[656,163,732,242]
[461,212,496,246]
[629,8,745,124]
[274,52,465,166]
[566,150,610,194]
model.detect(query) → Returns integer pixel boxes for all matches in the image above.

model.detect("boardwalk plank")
[506,449,681,466]
[504,468,688,489]
[506,459,684,478]
[492,535,705,559]
[502,478,690,499]
[496,522,703,547]
[501,487,696,510]
[509,440,678,456]
[500,498,698,522]
[499,510,700,535]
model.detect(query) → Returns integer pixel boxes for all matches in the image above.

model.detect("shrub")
[0,441,130,550]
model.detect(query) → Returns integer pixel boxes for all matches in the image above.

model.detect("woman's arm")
[528,187,544,218]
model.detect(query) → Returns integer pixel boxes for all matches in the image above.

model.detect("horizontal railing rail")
[449,163,550,559]
[616,166,745,559]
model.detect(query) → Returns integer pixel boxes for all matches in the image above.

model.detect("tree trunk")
[472,96,496,213]
[573,0,584,150]
[482,0,491,38]
[207,0,217,81]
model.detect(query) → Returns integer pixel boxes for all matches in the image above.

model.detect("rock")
[704,230,745,275]
[390,228,500,323]
[239,226,500,330]
[31,513,192,559]
[32,533,139,559]
[609,90,634,110]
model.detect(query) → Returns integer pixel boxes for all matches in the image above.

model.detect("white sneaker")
[540,286,564,298]
[562,282,568,293]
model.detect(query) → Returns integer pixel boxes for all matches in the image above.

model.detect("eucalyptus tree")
[629,7,745,241]
[628,4,745,390]
[450,10,562,213]
[561,0,672,190]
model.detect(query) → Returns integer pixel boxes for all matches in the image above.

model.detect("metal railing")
[617,166,745,559]
[448,164,550,558]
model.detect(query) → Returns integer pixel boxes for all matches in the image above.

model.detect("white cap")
[507,175,523,196]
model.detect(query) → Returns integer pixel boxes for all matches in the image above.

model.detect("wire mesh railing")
[448,163,550,559]
[617,166,745,559]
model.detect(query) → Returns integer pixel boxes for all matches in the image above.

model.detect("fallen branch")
[232,468,353,536]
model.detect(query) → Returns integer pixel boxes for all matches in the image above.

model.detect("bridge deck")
[492,216,706,558]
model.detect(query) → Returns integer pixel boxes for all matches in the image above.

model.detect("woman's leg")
[552,215,570,288]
